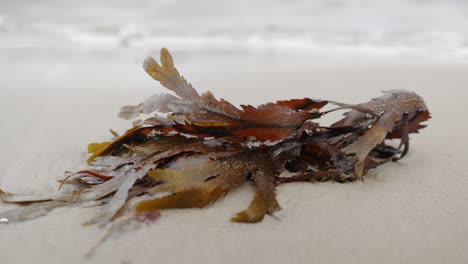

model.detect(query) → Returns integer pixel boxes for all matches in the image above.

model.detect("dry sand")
[1,62,467,264]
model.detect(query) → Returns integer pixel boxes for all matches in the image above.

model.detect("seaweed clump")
[0,48,430,226]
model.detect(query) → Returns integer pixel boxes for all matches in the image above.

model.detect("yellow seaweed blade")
[189,120,229,127]
[146,164,220,194]
[86,126,143,163]
[147,164,217,184]
[230,191,280,223]
[87,142,112,163]
[230,174,280,223]
[88,142,112,154]
[109,129,120,138]
[160,47,174,68]
[147,168,177,182]
[135,187,225,213]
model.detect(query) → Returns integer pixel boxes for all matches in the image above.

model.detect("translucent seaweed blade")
[0,201,68,224]
[0,190,55,203]
[84,171,145,226]
[118,93,183,120]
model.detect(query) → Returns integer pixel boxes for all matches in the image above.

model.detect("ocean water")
[1,0,468,64]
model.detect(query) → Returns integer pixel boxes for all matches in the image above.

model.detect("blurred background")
[1,0,468,65]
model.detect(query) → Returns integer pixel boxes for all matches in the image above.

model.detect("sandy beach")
[1,60,467,263]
